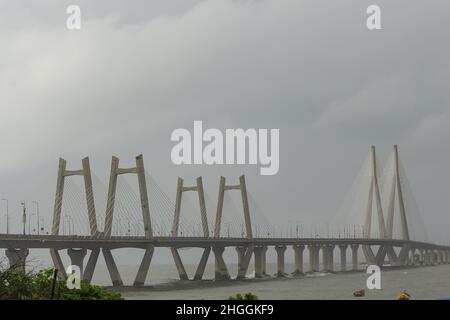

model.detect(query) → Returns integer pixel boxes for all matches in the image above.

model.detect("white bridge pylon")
[335,145,426,266]
[170,177,211,281]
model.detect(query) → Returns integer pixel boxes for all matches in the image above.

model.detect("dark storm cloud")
[0,0,450,253]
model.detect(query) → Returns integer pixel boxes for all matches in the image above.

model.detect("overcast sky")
[1,0,450,266]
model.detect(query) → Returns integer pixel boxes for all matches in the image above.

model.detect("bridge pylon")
[361,146,389,266]
[170,176,211,280]
[362,145,412,267]
[385,145,410,241]
[380,145,412,266]
[50,157,98,280]
[214,175,253,280]
[103,154,153,287]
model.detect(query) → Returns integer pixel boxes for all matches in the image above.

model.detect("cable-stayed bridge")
[0,146,449,287]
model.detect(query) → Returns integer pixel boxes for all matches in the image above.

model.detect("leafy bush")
[0,267,122,300]
[227,292,258,300]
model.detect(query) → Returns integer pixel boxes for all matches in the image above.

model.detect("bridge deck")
[0,234,447,250]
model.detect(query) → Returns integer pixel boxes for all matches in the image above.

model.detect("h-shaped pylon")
[102,154,154,287]
[52,157,98,236]
[170,177,211,280]
[214,175,252,239]
[213,175,253,280]
[104,154,152,238]
[50,157,99,281]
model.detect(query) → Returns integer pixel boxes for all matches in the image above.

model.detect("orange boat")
[397,291,411,300]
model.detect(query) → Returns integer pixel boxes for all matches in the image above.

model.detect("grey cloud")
[0,0,450,260]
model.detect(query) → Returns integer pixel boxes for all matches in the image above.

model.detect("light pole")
[28,212,32,234]
[1,199,8,234]
[21,201,26,235]
[40,216,44,234]
[33,201,40,235]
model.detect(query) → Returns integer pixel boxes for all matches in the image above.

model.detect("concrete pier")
[275,245,287,277]
[420,249,426,265]
[308,245,319,272]
[351,244,359,271]
[193,247,210,281]
[236,246,246,274]
[171,248,189,280]
[408,248,415,266]
[133,247,154,286]
[339,245,347,271]
[84,248,100,284]
[254,246,265,278]
[67,248,87,276]
[262,246,268,276]
[214,246,230,280]
[103,248,123,286]
[5,248,29,272]
[322,245,329,272]
[292,245,304,275]
[327,245,334,272]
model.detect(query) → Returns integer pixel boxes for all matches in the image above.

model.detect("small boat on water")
[353,289,365,297]
[397,291,411,300]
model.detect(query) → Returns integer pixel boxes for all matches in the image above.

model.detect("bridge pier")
[351,244,359,271]
[328,245,334,272]
[254,246,266,278]
[427,250,433,265]
[292,245,304,275]
[236,246,246,274]
[424,250,429,265]
[314,245,320,272]
[321,245,329,272]
[213,247,230,280]
[103,249,124,286]
[420,249,426,265]
[193,247,211,281]
[67,248,87,277]
[262,246,268,276]
[439,250,445,264]
[275,245,287,277]
[408,248,415,266]
[235,246,253,280]
[429,250,435,265]
[339,245,347,271]
[171,248,189,280]
[84,248,100,284]
[5,248,29,272]
[308,245,319,272]
[134,246,154,286]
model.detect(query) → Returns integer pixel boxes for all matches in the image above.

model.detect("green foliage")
[227,292,258,300]
[0,267,122,300]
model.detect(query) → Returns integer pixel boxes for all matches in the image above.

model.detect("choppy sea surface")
[88,263,450,300]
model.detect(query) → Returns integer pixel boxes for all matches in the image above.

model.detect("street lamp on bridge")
[33,201,40,235]
[1,199,9,234]
[21,201,26,235]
